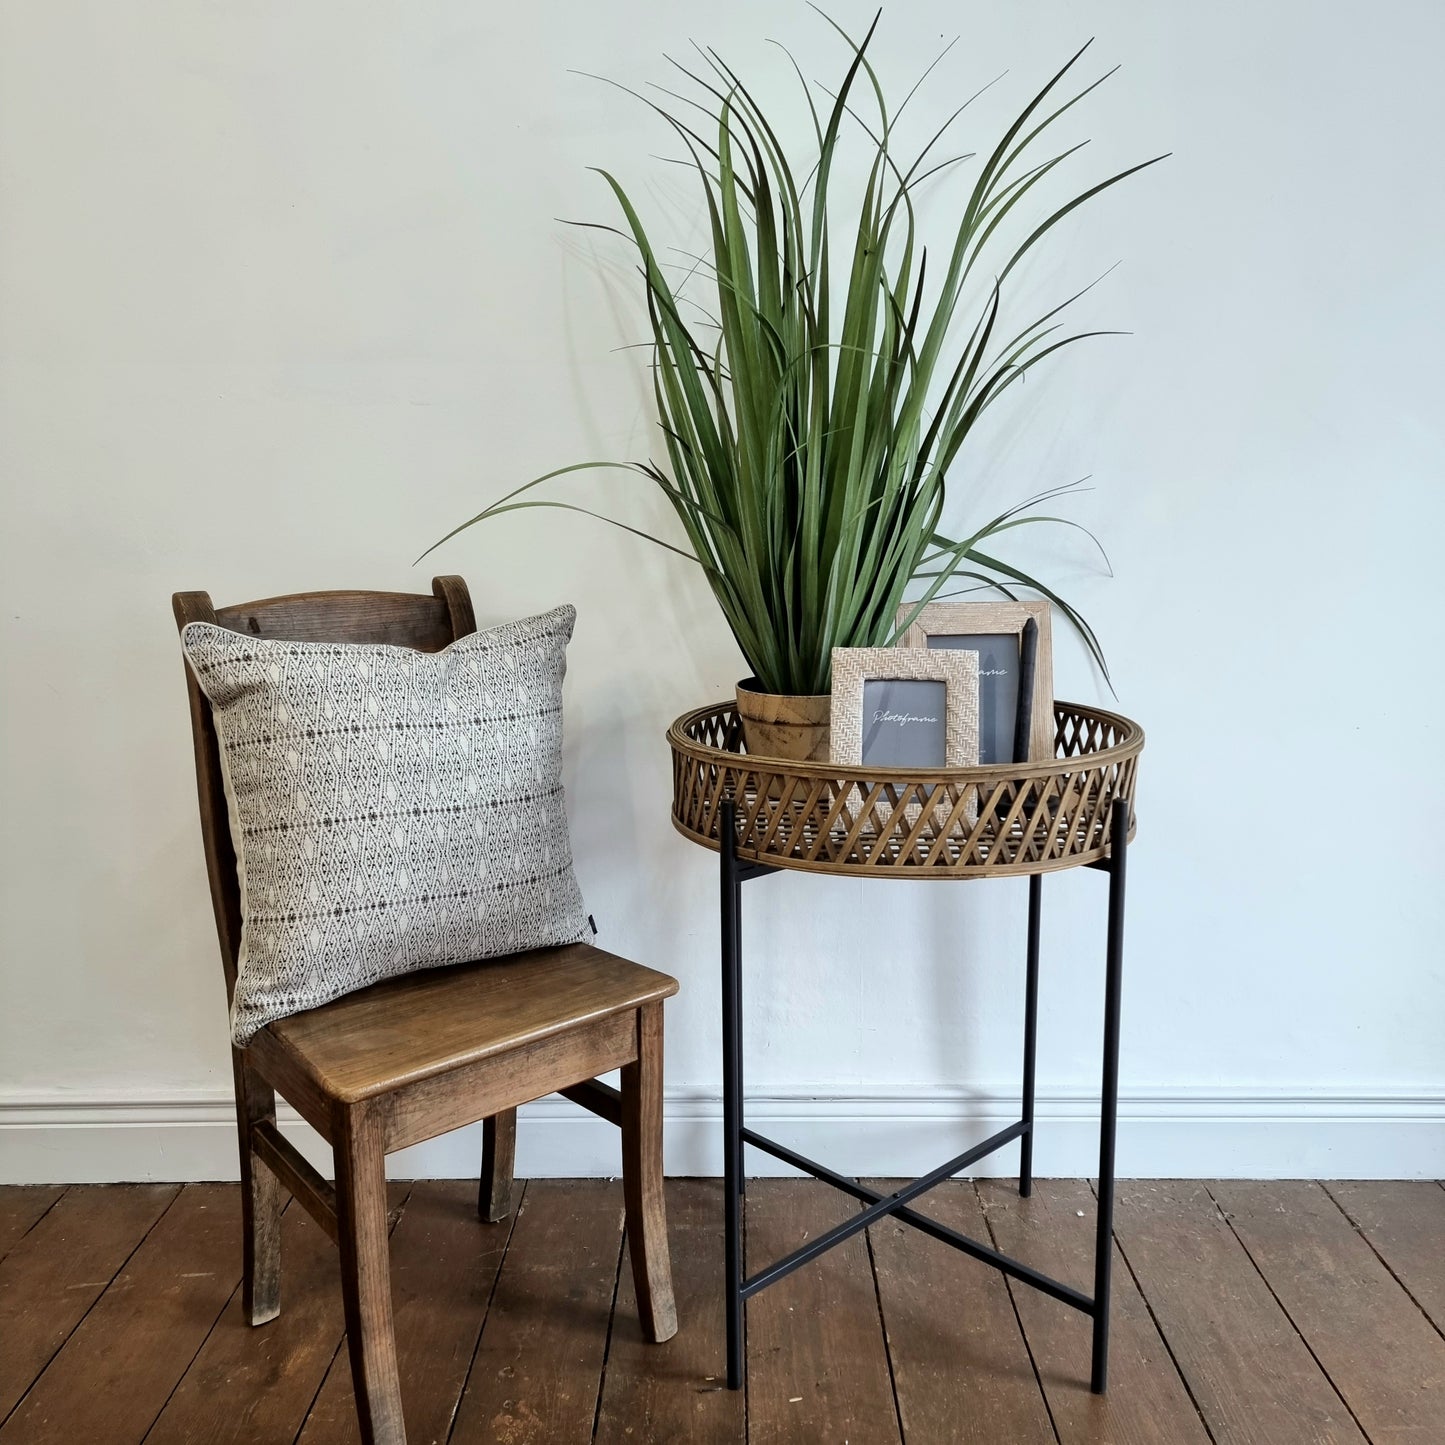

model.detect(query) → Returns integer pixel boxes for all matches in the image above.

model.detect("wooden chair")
[172,577,678,1445]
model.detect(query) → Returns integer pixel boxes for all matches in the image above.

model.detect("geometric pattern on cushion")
[180,604,590,1044]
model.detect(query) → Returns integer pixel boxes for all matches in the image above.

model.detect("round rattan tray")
[669,700,1143,879]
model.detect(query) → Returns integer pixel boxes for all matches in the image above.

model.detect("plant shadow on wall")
[427,6,1165,704]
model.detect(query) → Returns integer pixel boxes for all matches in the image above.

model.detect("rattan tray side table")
[668,698,1145,1393]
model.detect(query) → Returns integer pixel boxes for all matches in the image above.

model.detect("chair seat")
[258,943,678,1104]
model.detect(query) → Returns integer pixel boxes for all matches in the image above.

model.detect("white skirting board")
[2,1085,1442,1184]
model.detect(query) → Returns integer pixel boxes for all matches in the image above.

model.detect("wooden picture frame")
[829,646,980,771]
[896,601,1054,763]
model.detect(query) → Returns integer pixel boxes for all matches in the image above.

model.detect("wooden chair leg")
[479,1108,517,1222]
[232,1049,282,1326]
[334,1104,406,1445]
[620,1001,678,1342]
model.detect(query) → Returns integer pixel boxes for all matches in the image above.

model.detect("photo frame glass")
[859,677,950,768]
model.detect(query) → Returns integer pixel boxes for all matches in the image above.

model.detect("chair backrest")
[171,577,477,1002]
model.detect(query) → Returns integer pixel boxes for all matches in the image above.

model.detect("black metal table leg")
[1019,873,1042,1196]
[1090,796,1130,1393]
[737,853,746,1204]
[715,789,1131,1398]
[719,800,744,1391]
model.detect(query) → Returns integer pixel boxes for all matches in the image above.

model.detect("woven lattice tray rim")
[668,700,1144,878]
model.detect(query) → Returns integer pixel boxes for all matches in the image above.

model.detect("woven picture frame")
[830,646,981,831]
[830,647,980,766]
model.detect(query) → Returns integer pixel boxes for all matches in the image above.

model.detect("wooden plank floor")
[0,1179,1441,1444]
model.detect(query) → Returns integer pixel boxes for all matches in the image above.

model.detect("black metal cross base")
[718,796,1129,1395]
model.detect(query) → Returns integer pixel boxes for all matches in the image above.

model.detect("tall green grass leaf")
[436,15,1162,693]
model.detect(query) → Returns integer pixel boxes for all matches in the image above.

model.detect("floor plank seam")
[1088,1179,1221,1445]
[292,1335,348,1445]
[137,1183,266,1445]
[1317,1182,1445,1347]
[288,1182,415,1445]
[441,1179,527,1445]
[974,1181,1063,1445]
[0,1183,185,1435]
[861,1194,908,1445]
[0,1186,69,1267]
[1202,1183,1373,1444]
[589,1212,628,1443]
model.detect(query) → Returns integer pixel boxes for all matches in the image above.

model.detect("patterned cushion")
[181,605,589,1044]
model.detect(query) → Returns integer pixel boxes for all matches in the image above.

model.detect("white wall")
[3,1,1442,1183]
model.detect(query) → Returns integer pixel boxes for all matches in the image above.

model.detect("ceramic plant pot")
[734,677,831,762]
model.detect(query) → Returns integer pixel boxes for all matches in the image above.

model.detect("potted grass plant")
[434,12,1162,760]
